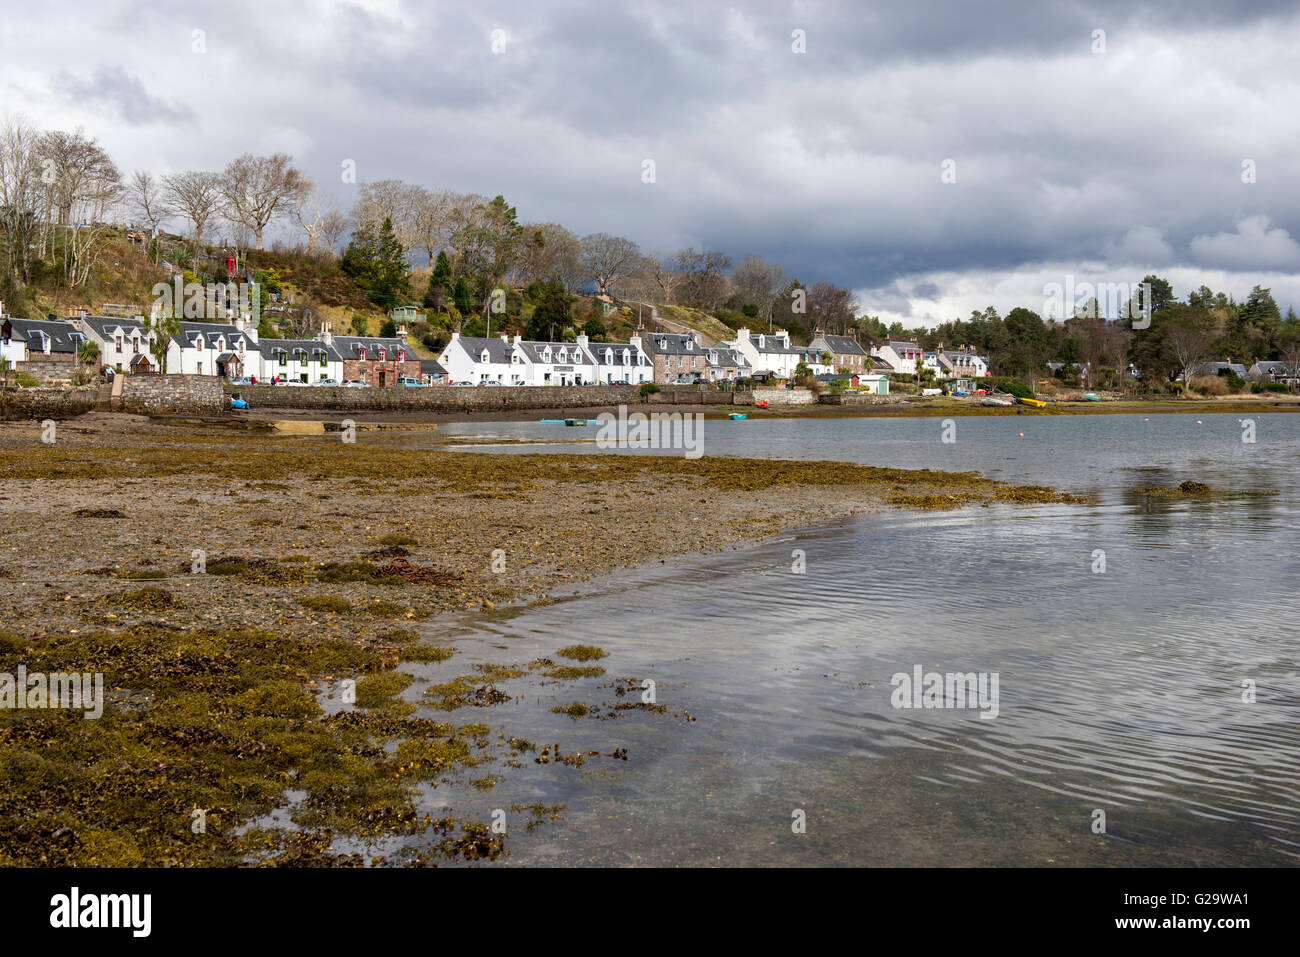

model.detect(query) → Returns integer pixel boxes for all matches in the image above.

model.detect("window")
[299,353,308,368]
[277,351,287,367]
[115,336,123,351]
[319,352,328,367]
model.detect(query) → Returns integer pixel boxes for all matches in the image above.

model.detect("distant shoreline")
[234,394,1300,426]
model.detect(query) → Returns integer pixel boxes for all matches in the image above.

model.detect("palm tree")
[77,340,100,379]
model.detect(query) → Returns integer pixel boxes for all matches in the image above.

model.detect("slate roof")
[260,338,342,361]
[590,342,647,366]
[449,336,513,364]
[748,332,799,354]
[420,359,447,375]
[79,315,146,339]
[643,333,707,356]
[171,321,257,352]
[4,317,86,354]
[515,340,595,365]
[811,334,867,356]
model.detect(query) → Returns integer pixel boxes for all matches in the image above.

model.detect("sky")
[3,0,1298,327]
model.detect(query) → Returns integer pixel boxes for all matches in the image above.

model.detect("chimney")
[500,332,509,343]
[576,333,589,350]
[321,322,334,347]
[512,334,521,345]
[451,330,460,341]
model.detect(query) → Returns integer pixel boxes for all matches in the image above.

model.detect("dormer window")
[480,350,489,362]
[195,337,203,351]
[276,350,287,367]
[393,348,404,362]
[356,345,366,359]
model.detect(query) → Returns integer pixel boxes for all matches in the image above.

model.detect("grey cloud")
[53,66,195,126]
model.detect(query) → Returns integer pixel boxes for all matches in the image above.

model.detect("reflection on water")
[394,413,1300,865]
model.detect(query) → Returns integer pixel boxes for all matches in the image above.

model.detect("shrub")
[639,383,660,397]
[1189,375,1228,396]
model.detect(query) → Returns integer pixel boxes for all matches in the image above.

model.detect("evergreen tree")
[452,276,473,316]
[525,281,570,340]
[425,250,452,311]
[341,216,410,309]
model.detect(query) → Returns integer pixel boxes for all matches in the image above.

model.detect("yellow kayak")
[1018,396,1047,408]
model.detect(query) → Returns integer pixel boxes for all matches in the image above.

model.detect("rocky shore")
[0,412,1085,866]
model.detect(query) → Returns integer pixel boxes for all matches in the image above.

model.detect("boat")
[564,418,590,426]
[1017,396,1047,408]
[1081,393,1101,402]
[980,396,1014,407]
[728,412,747,420]
[539,418,566,424]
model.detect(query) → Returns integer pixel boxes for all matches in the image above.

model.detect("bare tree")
[319,209,349,255]
[410,186,456,265]
[674,248,732,310]
[515,222,582,289]
[220,153,307,250]
[732,255,787,329]
[350,178,422,256]
[128,170,171,234]
[38,129,122,286]
[579,233,640,296]
[164,170,223,248]
[639,250,684,304]
[294,178,342,255]
[806,281,858,335]
[0,116,44,282]
[1165,322,1213,387]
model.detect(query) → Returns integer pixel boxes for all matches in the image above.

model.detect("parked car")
[395,376,427,387]
[342,379,369,388]
[229,376,254,386]
[451,380,476,387]
[284,379,309,387]
[482,380,506,386]
[315,378,339,387]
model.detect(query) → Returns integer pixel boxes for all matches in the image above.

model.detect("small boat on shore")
[980,396,1014,407]
[564,418,591,426]
[728,412,747,420]
[1081,393,1101,402]
[1018,396,1047,408]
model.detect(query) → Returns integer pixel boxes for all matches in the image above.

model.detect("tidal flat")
[0,412,1083,866]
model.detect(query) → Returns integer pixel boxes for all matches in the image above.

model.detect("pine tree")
[453,276,472,317]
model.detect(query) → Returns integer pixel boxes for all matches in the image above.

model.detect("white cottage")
[438,333,518,384]
[166,318,259,377]
[511,336,597,386]
[585,333,653,385]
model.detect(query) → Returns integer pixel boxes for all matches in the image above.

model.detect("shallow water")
[393,413,1300,865]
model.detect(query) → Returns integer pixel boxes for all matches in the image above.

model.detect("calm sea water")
[388,413,1300,865]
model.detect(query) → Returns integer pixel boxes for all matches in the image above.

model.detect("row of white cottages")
[0,314,418,385]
